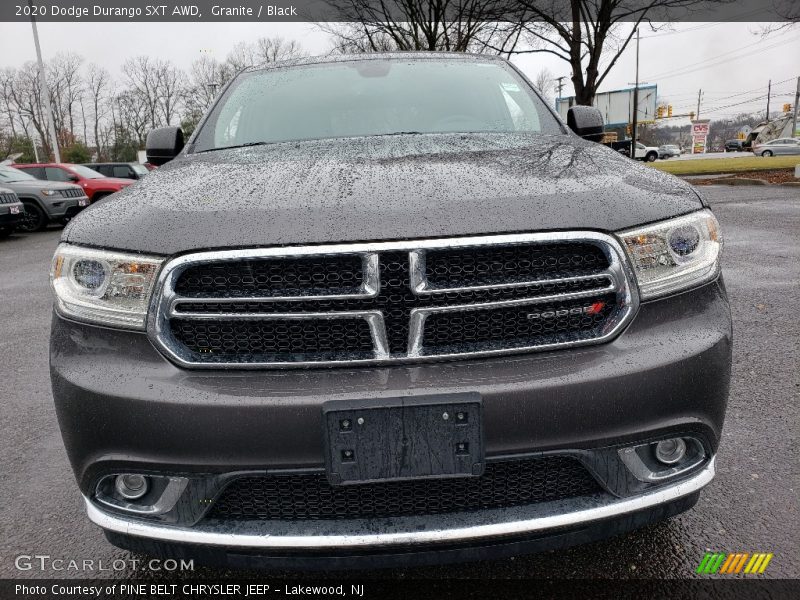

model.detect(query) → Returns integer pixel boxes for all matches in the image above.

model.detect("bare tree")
[122,56,161,129]
[86,64,110,158]
[320,0,524,54]
[6,63,52,157]
[756,0,799,35]
[116,90,150,147]
[532,67,554,104]
[0,37,307,161]
[122,56,184,129]
[254,37,307,63]
[506,1,719,105]
[226,37,307,70]
[48,53,84,147]
[0,69,19,140]
[154,60,183,126]
[322,1,722,106]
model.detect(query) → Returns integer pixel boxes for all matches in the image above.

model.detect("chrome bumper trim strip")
[85,458,713,550]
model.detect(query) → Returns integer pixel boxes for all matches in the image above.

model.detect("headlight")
[50,244,164,329]
[617,209,722,300]
[41,189,57,196]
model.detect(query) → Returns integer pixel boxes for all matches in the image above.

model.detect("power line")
[643,33,799,81]
[638,9,767,39]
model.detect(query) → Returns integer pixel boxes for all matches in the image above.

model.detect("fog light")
[654,438,687,465]
[114,474,149,500]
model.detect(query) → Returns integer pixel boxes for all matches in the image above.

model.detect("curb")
[702,178,767,186]
[780,181,800,187]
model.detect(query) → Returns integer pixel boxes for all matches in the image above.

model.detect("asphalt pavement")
[0,185,798,580]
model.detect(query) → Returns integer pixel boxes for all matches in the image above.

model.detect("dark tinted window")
[45,167,70,182]
[20,166,46,179]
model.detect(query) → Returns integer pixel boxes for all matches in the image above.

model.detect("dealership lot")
[0,185,797,579]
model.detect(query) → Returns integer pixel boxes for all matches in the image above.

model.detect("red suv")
[14,163,133,202]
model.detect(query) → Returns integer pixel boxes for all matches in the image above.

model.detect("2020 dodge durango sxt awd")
[49,53,730,568]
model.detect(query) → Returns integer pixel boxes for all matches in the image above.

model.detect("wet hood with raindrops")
[63,132,703,256]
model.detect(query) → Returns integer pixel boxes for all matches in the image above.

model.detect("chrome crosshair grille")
[148,233,639,368]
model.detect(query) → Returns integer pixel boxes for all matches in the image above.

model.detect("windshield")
[131,164,149,175]
[68,165,104,179]
[0,165,36,182]
[193,59,561,152]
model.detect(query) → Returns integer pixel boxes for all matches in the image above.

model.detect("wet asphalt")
[0,185,797,581]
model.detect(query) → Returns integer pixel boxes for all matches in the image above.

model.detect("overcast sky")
[0,20,797,126]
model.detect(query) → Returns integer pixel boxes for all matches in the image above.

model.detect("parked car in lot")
[0,186,25,237]
[752,137,800,156]
[14,163,133,202]
[633,141,660,162]
[50,53,730,568]
[724,139,745,152]
[0,165,89,232]
[82,162,150,180]
[604,140,659,161]
[658,144,681,159]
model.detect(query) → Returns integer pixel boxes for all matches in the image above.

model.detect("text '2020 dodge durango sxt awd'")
[49,53,730,568]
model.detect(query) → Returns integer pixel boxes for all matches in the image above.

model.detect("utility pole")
[630,27,640,159]
[696,89,703,120]
[29,0,60,163]
[792,76,799,139]
[555,76,566,99]
[766,79,771,119]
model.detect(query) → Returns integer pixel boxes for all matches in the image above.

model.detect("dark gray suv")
[50,54,730,568]
[0,165,89,232]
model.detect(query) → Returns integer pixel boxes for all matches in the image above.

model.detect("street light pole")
[29,0,60,163]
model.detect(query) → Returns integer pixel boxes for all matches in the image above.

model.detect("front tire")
[761,150,773,157]
[18,201,47,232]
[646,152,658,162]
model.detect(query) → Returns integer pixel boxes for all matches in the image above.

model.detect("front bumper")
[89,460,712,552]
[50,279,731,557]
[0,202,25,226]
[46,196,89,222]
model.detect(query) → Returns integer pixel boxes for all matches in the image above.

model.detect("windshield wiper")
[373,131,424,137]
[197,141,272,153]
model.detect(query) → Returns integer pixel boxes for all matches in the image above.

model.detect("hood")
[6,179,83,192]
[64,132,702,255]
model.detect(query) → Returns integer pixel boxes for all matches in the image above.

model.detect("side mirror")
[67,174,79,182]
[567,106,604,143]
[146,127,184,166]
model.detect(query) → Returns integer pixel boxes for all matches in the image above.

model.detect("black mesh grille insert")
[425,243,609,287]
[59,188,85,198]
[170,318,374,361]
[164,241,620,363]
[207,456,603,521]
[175,255,364,298]
[423,293,617,354]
